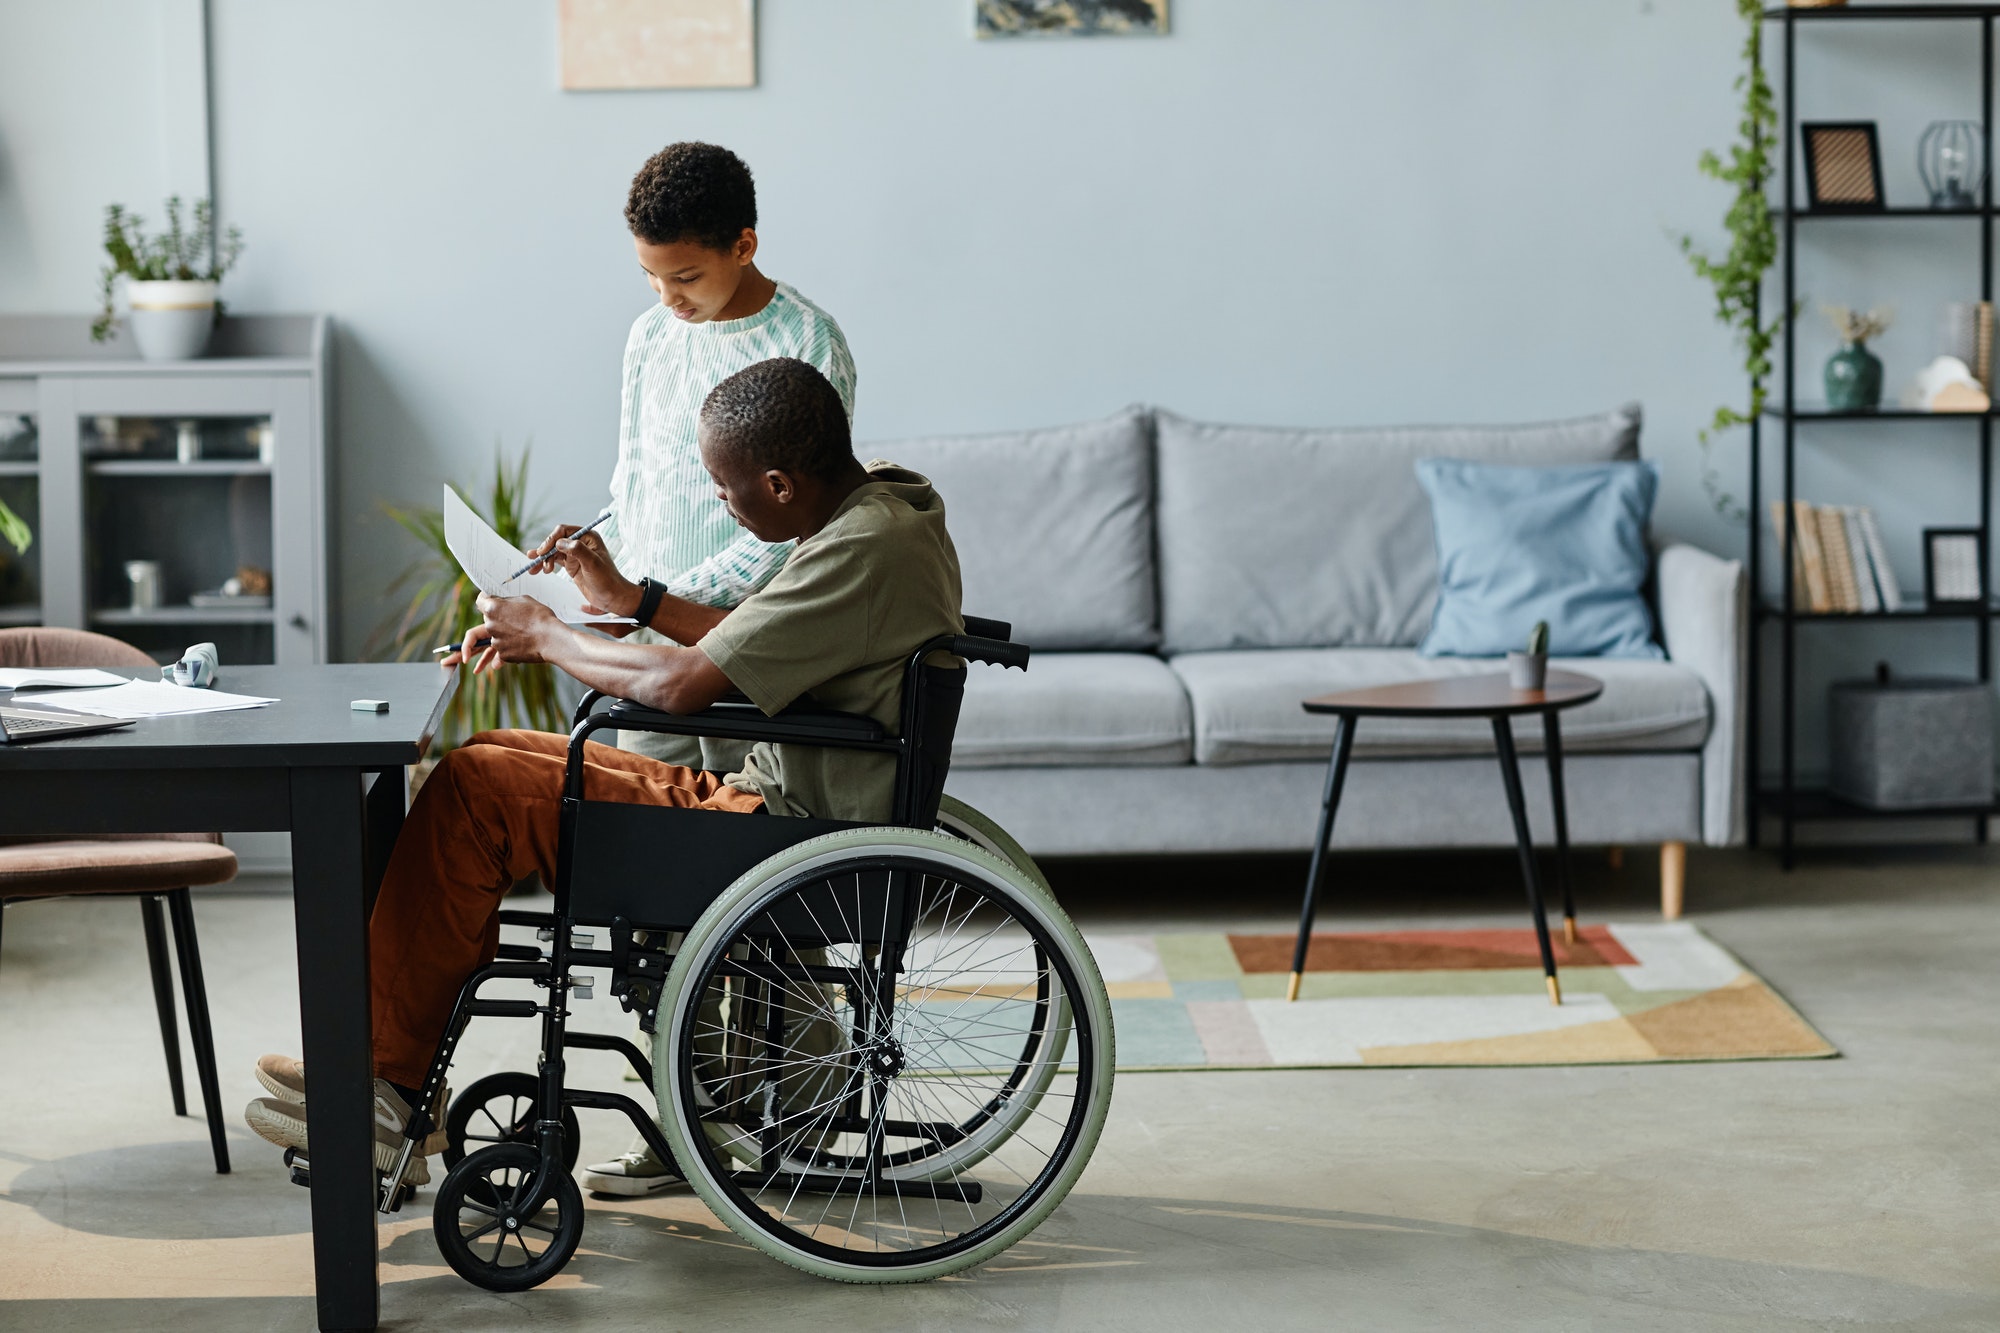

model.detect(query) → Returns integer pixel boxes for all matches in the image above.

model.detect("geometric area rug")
[1090,923,1836,1071]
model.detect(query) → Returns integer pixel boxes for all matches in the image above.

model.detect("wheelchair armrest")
[594,697,891,749]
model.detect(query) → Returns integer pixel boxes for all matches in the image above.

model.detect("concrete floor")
[2,844,1996,1331]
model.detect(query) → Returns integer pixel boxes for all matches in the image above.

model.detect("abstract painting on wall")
[559,0,754,90]
[976,0,1168,39]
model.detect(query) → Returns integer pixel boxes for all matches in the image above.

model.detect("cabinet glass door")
[0,410,38,626]
[82,414,276,664]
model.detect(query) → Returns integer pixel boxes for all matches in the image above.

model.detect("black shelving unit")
[1753,5,1997,867]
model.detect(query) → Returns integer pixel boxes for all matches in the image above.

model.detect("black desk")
[0,663,455,1332]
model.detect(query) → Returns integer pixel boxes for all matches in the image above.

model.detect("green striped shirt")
[603,281,857,609]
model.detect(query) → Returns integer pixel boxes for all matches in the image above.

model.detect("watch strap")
[633,577,666,631]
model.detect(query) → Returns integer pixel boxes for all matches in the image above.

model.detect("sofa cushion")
[1170,648,1708,765]
[953,652,1192,767]
[873,407,1156,649]
[1153,404,1642,653]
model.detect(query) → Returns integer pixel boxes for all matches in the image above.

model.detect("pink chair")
[0,628,236,1172]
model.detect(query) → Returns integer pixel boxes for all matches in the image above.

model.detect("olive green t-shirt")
[697,462,963,822]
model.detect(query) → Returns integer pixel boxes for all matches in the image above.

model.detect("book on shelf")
[1841,507,1880,613]
[1817,507,1860,612]
[1770,500,1901,614]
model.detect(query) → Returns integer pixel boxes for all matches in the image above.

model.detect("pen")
[505,509,612,583]
[431,633,492,656]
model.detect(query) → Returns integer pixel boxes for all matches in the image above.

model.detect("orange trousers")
[368,728,761,1086]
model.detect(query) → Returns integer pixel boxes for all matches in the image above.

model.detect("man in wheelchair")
[244,355,964,1184]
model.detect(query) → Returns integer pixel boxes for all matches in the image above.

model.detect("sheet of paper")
[442,486,634,626]
[13,679,277,719]
[0,667,130,690]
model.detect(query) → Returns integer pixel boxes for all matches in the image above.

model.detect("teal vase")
[1824,340,1883,412]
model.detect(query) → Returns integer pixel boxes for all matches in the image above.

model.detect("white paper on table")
[442,487,635,626]
[12,679,277,719]
[0,667,130,690]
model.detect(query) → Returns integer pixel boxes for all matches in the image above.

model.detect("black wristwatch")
[632,576,666,631]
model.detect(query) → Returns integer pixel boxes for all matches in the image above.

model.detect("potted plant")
[0,496,28,599]
[1821,305,1892,412]
[367,446,570,761]
[91,197,244,361]
[1508,620,1550,691]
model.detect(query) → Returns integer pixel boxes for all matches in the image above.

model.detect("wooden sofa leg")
[1660,841,1686,920]
[1606,846,1624,871]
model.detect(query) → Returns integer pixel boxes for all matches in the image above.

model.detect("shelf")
[1764,404,1995,421]
[91,606,276,626]
[1758,787,1999,822]
[1765,4,2000,20]
[0,605,40,626]
[1784,206,1996,219]
[0,461,36,477]
[86,459,271,478]
[1758,598,1994,621]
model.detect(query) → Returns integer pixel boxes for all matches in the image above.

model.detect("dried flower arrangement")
[1820,305,1893,346]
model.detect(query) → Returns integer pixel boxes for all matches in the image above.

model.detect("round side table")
[1289,669,1604,1005]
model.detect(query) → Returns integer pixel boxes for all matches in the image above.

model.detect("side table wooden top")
[1302,669,1604,719]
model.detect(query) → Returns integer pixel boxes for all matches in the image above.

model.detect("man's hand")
[542,528,640,623]
[461,593,567,674]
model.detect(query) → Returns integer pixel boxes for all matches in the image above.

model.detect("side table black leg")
[291,767,380,1332]
[1493,717,1561,1006]
[1541,711,1578,946]
[1289,713,1355,1003]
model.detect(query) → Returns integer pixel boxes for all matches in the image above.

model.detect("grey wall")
[1,0,1992,784]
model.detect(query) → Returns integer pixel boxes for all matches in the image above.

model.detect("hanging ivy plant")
[1679,0,1789,521]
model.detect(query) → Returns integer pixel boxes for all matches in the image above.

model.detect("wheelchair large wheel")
[654,827,1114,1282]
[442,1072,581,1205]
[433,1142,583,1292]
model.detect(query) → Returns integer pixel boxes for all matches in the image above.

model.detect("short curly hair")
[625,142,757,250]
[700,358,853,482]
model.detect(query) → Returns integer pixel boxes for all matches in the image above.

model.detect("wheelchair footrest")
[741,1170,982,1204]
[281,1148,419,1213]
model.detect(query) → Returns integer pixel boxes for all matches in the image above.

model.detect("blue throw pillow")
[1416,458,1663,660]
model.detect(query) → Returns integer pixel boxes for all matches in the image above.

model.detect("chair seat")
[0,840,239,896]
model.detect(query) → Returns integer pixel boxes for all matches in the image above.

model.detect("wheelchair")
[345,617,1112,1287]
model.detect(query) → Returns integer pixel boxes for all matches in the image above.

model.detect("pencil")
[505,509,612,583]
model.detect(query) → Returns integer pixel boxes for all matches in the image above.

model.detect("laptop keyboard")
[3,714,74,735]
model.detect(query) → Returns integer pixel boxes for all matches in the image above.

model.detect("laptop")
[0,701,135,744]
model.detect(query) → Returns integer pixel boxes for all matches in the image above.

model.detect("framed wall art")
[976,0,1167,39]
[560,0,754,90]
[1802,121,1886,212]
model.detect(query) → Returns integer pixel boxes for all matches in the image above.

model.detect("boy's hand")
[465,593,565,672]
[546,529,642,623]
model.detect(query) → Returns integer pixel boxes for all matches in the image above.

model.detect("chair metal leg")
[1492,718,1561,1006]
[1541,711,1578,946]
[1288,713,1355,1003]
[167,889,231,1174]
[141,895,188,1117]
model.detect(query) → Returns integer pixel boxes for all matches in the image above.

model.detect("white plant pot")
[1506,651,1549,691]
[126,279,217,361]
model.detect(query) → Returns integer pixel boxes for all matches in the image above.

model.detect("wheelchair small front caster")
[433,1143,583,1292]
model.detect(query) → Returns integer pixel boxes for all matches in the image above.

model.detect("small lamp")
[1919,121,1986,211]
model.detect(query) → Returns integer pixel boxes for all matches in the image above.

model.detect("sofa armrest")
[1657,542,1748,847]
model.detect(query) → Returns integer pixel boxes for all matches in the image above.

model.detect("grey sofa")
[884,403,1746,918]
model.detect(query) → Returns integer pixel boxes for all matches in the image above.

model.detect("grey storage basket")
[1828,667,1994,811]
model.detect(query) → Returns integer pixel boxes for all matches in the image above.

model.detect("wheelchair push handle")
[954,616,1029,671]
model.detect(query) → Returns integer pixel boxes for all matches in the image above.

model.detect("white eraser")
[351,699,390,713]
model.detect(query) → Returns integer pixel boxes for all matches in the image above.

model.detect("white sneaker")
[582,1142,683,1196]
[244,1088,431,1186]
[250,1058,450,1154]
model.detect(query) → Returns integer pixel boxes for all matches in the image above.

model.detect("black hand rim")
[673,851,1099,1270]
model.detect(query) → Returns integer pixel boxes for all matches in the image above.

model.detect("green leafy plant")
[1678,0,1788,521]
[92,196,245,342]
[1526,620,1549,658]
[0,498,28,556]
[367,446,568,750]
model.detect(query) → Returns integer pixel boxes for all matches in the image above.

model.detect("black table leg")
[1492,717,1561,1006]
[1289,713,1355,1003]
[361,767,407,920]
[290,767,379,1332]
[1541,711,1578,946]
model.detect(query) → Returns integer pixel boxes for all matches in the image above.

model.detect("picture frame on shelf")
[1802,121,1886,212]
[1922,527,1985,608]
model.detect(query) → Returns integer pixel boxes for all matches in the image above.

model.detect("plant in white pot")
[90,197,244,360]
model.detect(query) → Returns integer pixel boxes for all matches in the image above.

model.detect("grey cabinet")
[0,315,331,665]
